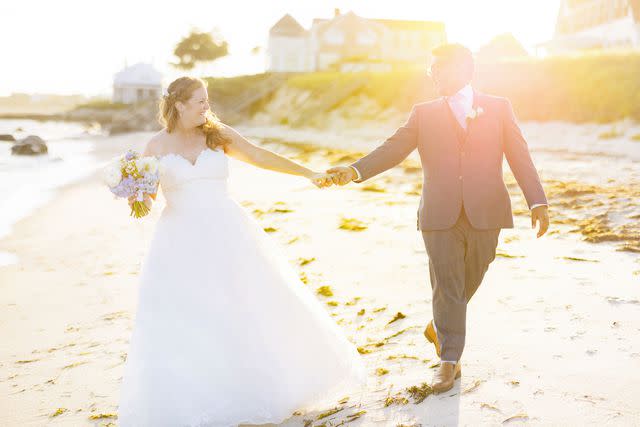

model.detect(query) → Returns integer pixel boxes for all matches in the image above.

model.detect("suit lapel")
[463,90,484,146]
[441,98,466,145]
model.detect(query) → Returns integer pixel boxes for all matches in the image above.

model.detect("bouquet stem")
[130,201,150,218]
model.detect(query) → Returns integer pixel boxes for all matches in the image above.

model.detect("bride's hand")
[309,172,333,189]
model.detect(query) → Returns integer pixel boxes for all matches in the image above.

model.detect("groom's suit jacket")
[350,91,547,231]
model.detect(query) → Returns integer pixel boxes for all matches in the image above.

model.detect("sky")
[0,0,562,96]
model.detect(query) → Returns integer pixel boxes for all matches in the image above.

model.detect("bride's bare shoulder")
[143,129,170,157]
[217,122,243,143]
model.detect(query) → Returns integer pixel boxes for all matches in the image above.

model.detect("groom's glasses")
[427,61,456,80]
[427,62,444,78]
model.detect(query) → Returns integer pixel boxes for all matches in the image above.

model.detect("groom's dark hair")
[431,43,474,81]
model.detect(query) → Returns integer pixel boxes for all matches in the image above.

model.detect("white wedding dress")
[117,148,367,427]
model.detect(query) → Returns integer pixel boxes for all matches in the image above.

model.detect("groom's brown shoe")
[431,361,462,394]
[423,320,441,357]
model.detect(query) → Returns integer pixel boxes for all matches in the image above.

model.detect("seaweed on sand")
[316,286,334,297]
[406,382,434,404]
[339,217,368,231]
[384,393,409,407]
[376,368,389,376]
[361,183,386,193]
[387,312,406,325]
[316,406,343,420]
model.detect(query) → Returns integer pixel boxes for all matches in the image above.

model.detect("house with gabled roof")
[267,14,311,72]
[267,9,446,72]
[539,0,640,53]
[113,63,162,104]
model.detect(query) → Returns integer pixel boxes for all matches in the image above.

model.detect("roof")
[311,13,445,33]
[113,63,162,86]
[311,11,388,45]
[373,19,445,32]
[557,0,640,34]
[565,0,594,6]
[537,33,611,49]
[564,0,640,13]
[270,14,307,36]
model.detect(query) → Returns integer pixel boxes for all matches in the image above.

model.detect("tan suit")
[350,91,547,361]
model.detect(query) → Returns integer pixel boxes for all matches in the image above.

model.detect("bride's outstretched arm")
[220,124,331,187]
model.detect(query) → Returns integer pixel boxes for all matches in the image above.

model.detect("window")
[357,29,376,45]
[324,28,344,45]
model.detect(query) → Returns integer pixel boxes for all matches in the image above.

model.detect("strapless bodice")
[158,148,229,209]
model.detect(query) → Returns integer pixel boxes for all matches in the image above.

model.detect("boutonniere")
[466,107,484,121]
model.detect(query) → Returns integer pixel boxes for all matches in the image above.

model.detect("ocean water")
[0,119,104,266]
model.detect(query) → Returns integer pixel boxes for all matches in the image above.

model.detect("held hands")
[531,205,550,238]
[308,166,356,188]
[326,166,357,186]
[308,172,334,189]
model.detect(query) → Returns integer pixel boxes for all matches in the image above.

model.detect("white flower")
[134,158,146,171]
[137,156,159,174]
[102,163,123,188]
[466,107,484,121]
[149,157,159,173]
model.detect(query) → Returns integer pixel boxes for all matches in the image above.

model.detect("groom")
[327,43,549,393]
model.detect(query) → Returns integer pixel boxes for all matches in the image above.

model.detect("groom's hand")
[531,205,549,238]
[309,173,333,188]
[326,166,357,186]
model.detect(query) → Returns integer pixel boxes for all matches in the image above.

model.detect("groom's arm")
[501,98,547,209]
[349,105,420,183]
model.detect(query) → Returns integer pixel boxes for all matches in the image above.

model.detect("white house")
[267,10,446,72]
[540,0,640,53]
[113,63,163,104]
[267,14,312,72]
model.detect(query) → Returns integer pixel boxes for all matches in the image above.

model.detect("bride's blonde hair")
[158,76,230,150]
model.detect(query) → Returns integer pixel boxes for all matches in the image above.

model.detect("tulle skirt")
[117,189,367,426]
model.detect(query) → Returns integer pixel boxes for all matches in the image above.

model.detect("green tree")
[172,30,229,70]
[477,33,529,62]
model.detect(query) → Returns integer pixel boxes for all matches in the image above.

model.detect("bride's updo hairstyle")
[158,76,230,150]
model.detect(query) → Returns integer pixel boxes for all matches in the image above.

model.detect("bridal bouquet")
[102,149,160,218]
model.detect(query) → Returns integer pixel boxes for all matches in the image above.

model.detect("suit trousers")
[421,205,501,362]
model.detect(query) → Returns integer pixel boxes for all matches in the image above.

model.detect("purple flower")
[108,158,159,208]
[109,176,136,198]
[124,150,137,161]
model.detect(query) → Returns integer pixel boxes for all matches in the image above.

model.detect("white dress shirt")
[350,84,547,210]
[447,83,474,130]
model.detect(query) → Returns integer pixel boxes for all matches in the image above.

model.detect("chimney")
[334,8,341,18]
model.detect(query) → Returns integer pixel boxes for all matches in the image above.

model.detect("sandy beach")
[1,124,639,426]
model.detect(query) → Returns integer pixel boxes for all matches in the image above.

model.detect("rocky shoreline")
[0,100,163,136]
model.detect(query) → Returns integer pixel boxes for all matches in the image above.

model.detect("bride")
[117,77,367,426]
